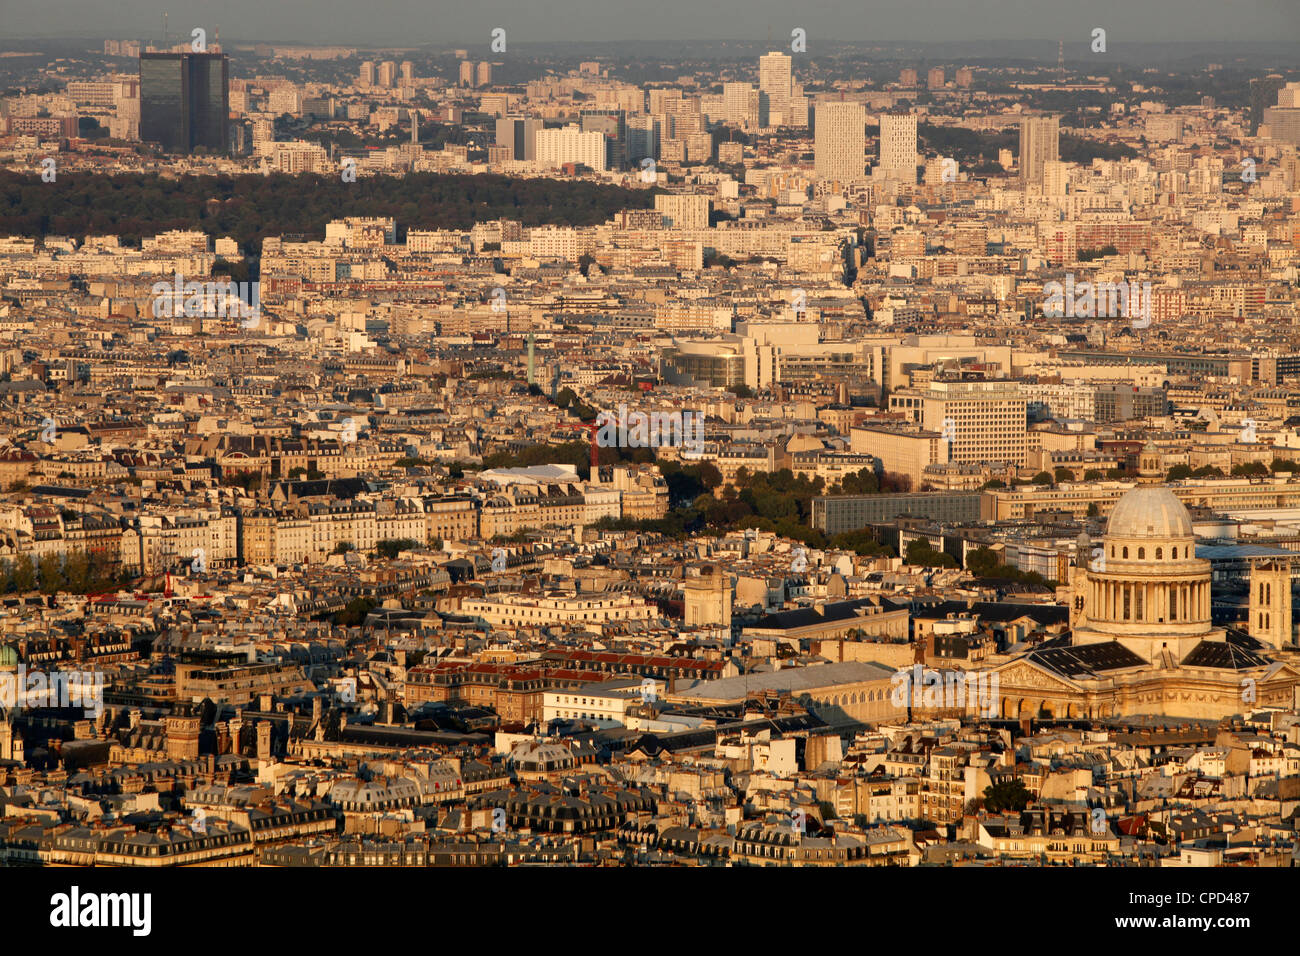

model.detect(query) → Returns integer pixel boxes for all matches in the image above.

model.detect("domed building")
[1074,487,1214,662]
[991,486,1300,720]
[508,738,578,780]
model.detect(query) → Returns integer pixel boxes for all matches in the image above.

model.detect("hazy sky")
[4,0,1298,46]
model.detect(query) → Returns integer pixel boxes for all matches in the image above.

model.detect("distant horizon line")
[5,36,1300,51]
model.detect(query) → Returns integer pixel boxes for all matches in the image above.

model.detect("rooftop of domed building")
[1106,486,1194,540]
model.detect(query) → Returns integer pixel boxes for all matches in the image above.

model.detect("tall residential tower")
[1019,114,1060,185]
[814,100,866,184]
[879,111,918,183]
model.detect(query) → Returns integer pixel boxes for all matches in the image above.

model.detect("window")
[1156,548,1162,559]
[1122,547,1129,559]
[1138,548,1145,560]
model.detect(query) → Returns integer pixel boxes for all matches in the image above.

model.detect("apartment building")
[850,424,944,487]
[889,380,1028,467]
[459,591,655,628]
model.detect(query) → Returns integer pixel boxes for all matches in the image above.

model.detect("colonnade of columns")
[1089,578,1209,624]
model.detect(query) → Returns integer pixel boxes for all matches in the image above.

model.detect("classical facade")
[992,486,1300,720]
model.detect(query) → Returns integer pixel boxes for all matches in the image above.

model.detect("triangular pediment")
[993,659,1083,693]
[1260,660,1300,682]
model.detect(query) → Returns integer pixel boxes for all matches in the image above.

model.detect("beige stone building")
[889,380,1027,468]
[992,486,1300,720]
[850,423,943,487]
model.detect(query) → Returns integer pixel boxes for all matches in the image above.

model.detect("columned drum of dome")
[1074,486,1216,662]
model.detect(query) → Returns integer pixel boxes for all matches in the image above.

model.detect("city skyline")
[0,2,1297,912]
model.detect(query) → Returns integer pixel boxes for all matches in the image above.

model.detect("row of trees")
[592,463,902,558]
[1168,459,1300,481]
[995,458,1300,491]
[918,124,1136,175]
[0,550,131,595]
[0,171,654,251]
[904,537,957,569]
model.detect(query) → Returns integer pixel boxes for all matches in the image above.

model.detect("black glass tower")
[139,52,229,154]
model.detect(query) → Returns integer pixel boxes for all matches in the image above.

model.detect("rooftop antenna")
[1057,40,1065,82]
[163,12,168,50]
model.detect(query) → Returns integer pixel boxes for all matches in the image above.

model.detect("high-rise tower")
[814,100,866,184]
[139,51,229,154]
[879,111,918,183]
[1019,114,1060,185]
[758,51,792,127]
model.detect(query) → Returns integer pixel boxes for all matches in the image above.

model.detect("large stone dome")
[1106,487,1194,540]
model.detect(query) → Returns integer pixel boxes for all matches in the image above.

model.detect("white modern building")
[878,112,918,183]
[535,124,607,172]
[814,100,866,184]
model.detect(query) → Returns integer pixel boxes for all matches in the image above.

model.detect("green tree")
[1166,464,1193,481]
[64,550,91,592]
[829,529,893,558]
[983,779,1032,813]
[905,537,957,568]
[966,547,1001,576]
[376,538,419,559]
[38,553,65,594]
[11,555,35,592]
[1031,471,1053,485]
[334,596,377,626]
